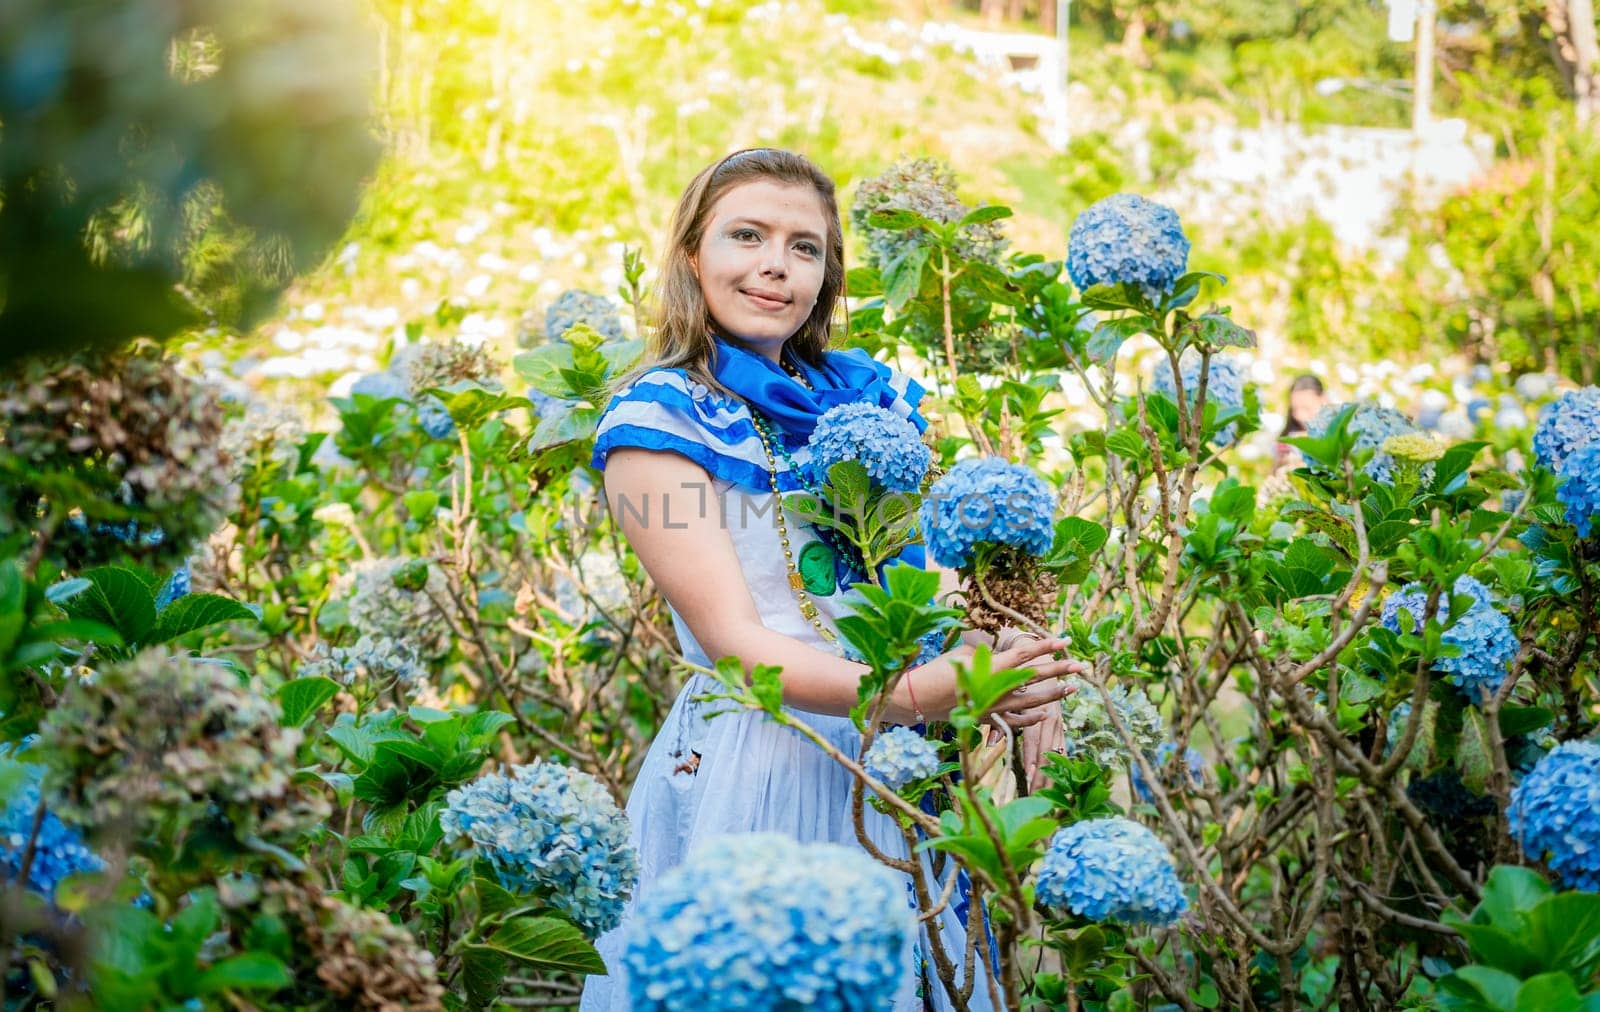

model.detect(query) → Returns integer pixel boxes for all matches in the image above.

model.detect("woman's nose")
[759,248,787,278]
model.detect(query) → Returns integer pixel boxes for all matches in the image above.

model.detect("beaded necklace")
[748,405,837,645]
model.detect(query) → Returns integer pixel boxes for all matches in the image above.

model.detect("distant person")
[1274,374,1327,470]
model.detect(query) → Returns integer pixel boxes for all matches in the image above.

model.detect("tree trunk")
[1547,0,1600,127]
[1041,0,1057,33]
[981,0,1005,24]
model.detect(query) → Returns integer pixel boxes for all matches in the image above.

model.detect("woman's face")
[691,178,829,360]
[1290,386,1326,426]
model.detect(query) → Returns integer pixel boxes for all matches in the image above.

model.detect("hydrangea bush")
[1150,352,1247,445]
[862,726,941,790]
[1066,193,1190,298]
[1307,401,1425,483]
[622,834,910,1011]
[1532,386,1600,472]
[1380,574,1519,702]
[1508,742,1600,892]
[918,457,1055,568]
[807,402,931,493]
[1035,817,1188,925]
[440,761,638,937]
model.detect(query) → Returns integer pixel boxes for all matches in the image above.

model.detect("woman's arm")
[604,447,1081,722]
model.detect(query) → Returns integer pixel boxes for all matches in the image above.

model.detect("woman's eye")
[794,242,820,257]
[732,228,760,242]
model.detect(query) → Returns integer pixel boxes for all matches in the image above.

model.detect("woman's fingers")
[990,664,1082,713]
[997,704,1052,730]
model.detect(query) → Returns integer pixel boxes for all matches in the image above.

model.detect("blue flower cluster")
[1066,194,1191,299]
[918,457,1056,569]
[1381,575,1517,703]
[1150,353,1246,445]
[1532,386,1600,472]
[1,755,103,900]
[1130,743,1206,804]
[1508,740,1600,892]
[1556,439,1600,538]
[546,289,625,343]
[862,727,941,791]
[841,628,948,672]
[1306,402,1424,483]
[1035,817,1187,925]
[349,368,457,440]
[156,562,190,610]
[440,761,638,937]
[807,403,931,494]
[624,833,910,1011]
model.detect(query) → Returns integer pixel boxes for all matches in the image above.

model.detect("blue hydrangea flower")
[156,563,190,610]
[350,370,411,401]
[806,403,931,494]
[841,628,948,671]
[1381,575,1518,703]
[1306,402,1424,484]
[417,396,456,439]
[919,458,1056,569]
[1508,740,1600,892]
[1532,386,1600,473]
[1130,743,1206,803]
[441,761,637,937]
[546,289,625,343]
[862,727,941,791]
[1,754,103,900]
[1066,194,1191,299]
[1556,440,1600,538]
[624,833,910,1011]
[1150,353,1246,445]
[1035,817,1187,925]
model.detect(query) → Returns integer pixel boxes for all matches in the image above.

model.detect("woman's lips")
[741,289,789,311]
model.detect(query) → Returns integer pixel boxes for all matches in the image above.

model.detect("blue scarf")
[707,335,926,441]
[708,335,928,572]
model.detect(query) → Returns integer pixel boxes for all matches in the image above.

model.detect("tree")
[0,0,381,364]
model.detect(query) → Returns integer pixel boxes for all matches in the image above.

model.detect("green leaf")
[56,566,157,646]
[194,954,293,993]
[1514,972,1582,1012]
[461,946,509,1009]
[1499,706,1556,739]
[867,208,935,232]
[513,344,578,398]
[1442,966,1523,1009]
[403,490,441,521]
[1085,317,1145,363]
[1525,892,1600,979]
[478,916,605,974]
[528,403,601,450]
[1185,312,1256,349]
[883,245,931,311]
[1,563,30,659]
[374,738,446,772]
[151,593,257,643]
[277,676,341,727]
[959,205,1013,227]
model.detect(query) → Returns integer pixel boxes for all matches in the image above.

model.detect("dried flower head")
[0,343,236,567]
[38,649,329,850]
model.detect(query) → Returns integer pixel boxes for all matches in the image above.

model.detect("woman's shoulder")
[591,367,764,485]
[612,366,731,407]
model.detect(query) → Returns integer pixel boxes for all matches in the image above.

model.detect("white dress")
[579,367,1000,1011]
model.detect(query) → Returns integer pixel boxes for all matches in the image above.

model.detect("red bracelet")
[904,669,925,724]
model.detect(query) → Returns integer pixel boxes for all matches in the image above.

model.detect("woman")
[580,149,1080,1010]
[1274,373,1327,471]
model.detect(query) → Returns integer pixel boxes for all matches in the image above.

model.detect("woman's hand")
[894,636,1082,724]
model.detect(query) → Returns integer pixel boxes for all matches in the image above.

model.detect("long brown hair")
[617,148,845,396]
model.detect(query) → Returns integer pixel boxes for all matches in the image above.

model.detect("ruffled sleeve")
[590,369,777,490]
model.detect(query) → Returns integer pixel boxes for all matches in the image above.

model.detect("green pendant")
[798,540,837,596]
